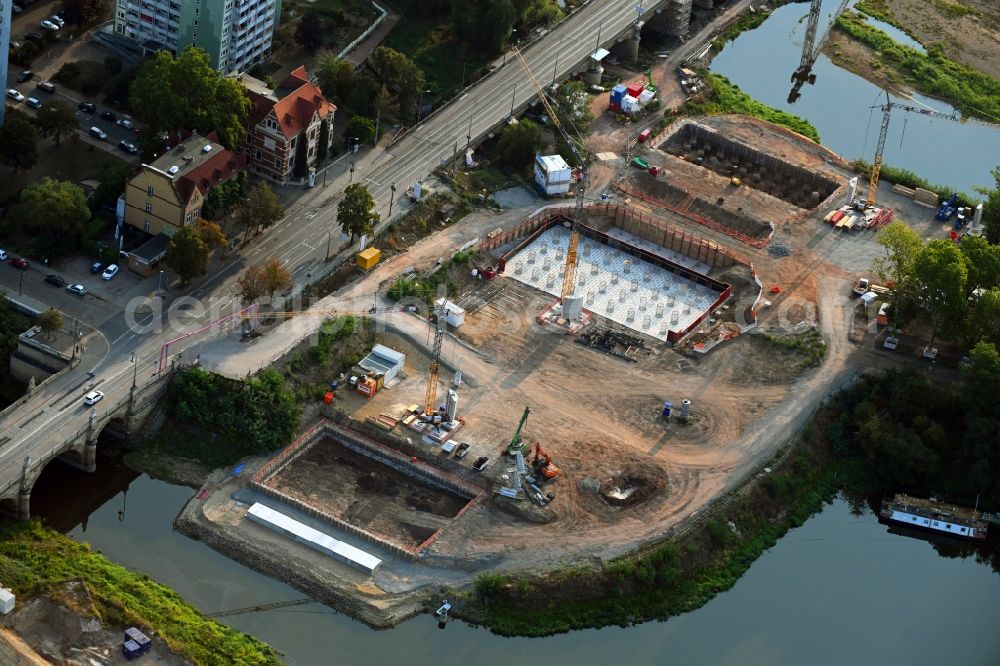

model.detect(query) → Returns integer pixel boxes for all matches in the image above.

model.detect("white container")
[0,588,15,615]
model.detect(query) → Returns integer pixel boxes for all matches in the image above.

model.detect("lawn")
[0,137,132,204]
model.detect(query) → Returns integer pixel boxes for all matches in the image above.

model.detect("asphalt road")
[0,0,738,504]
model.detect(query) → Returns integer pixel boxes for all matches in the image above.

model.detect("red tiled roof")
[279,65,310,90]
[270,80,336,140]
[177,149,247,203]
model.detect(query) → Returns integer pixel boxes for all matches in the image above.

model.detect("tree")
[35,101,78,147]
[296,10,327,54]
[497,119,541,168]
[201,172,247,221]
[293,134,309,179]
[913,239,968,346]
[979,166,1000,244]
[965,287,1000,345]
[873,220,923,307]
[61,0,111,24]
[317,119,330,163]
[92,161,134,209]
[346,115,376,145]
[235,182,284,242]
[129,47,250,150]
[0,113,39,173]
[337,183,377,243]
[262,257,292,298]
[452,0,516,54]
[14,178,90,256]
[314,52,355,103]
[166,224,209,285]
[37,309,63,341]
[198,220,227,256]
[963,342,1000,417]
[236,264,268,304]
[371,47,425,121]
[556,80,594,135]
[347,73,377,116]
[960,235,1000,295]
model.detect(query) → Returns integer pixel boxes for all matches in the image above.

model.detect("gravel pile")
[768,241,792,257]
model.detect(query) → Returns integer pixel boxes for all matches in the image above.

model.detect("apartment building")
[244,66,336,184]
[113,0,282,73]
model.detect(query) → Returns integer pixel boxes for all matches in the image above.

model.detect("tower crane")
[788,0,850,104]
[513,47,589,310]
[865,88,1000,208]
[423,300,446,421]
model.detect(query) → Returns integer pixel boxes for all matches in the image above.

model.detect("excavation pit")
[664,122,838,208]
[251,421,483,557]
[599,473,661,508]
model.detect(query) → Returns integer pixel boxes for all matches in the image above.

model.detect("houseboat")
[879,493,988,541]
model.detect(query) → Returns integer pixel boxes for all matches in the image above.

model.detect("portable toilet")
[357,247,381,271]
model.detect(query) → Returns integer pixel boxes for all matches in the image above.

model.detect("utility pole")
[18,269,24,295]
[326,229,332,261]
[388,182,396,218]
[349,162,355,184]
[466,115,473,154]
[510,82,517,119]
[452,141,458,176]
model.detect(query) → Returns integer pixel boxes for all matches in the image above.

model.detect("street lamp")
[501,29,518,66]
[416,89,431,123]
[510,82,517,118]
[130,352,137,389]
[17,268,24,295]
[158,270,164,294]
[346,136,359,153]
[388,182,396,218]
[349,162,356,184]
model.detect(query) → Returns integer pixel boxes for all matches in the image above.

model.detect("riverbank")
[825,10,1000,122]
[454,366,1000,635]
[0,520,281,664]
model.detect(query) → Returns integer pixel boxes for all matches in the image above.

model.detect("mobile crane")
[507,406,531,455]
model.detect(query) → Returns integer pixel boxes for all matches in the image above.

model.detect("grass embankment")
[0,521,280,664]
[834,11,1000,122]
[761,327,828,368]
[849,159,978,206]
[675,73,821,143]
[712,5,774,49]
[386,250,480,305]
[466,365,1000,636]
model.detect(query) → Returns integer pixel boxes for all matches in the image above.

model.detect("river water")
[710,0,1000,195]
[30,456,1000,665]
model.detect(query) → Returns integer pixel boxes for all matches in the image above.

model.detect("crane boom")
[789,0,850,103]
[866,88,1000,207]
[512,47,589,306]
[424,302,446,417]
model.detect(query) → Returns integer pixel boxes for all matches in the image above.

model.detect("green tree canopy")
[873,220,923,303]
[296,9,326,53]
[371,47,425,122]
[497,119,541,168]
[35,101,79,147]
[913,239,968,345]
[235,182,284,242]
[166,224,209,285]
[61,0,111,24]
[317,119,330,163]
[960,235,1000,294]
[262,257,292,298]
[129,47,250,150]
[0,113,39,174]
[977,166,999,243]
[15,178,90,256]
[346,115,376,145]
[452,0,517,54]
[314,53,355,103]
[37,309,63,340]
[965,287,1000,345]
[337,183,377,243]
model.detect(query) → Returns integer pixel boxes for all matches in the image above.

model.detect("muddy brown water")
[28,453,1000,665]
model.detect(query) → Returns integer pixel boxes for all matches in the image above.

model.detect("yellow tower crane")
[513,47,589,307]
[423,300,446,420]
[866,88,1000,208]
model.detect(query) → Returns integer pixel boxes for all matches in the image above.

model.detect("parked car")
[83,390,104,406]
[78,101,96,113]
[40,20,60,32]
[89,127,108,141]
[24,33,43,43]
[99,110,116,122]
[44,274,66,287]
[26,97,42,110]
[50,15,65,27]
[12,4,23,14]
[101,264,119,280]
[6,89,24,103]
[37,81,55,93]
[9,41,22,51]
[118,140,138,155]
[116,118,134,130]
[0,250,7,261]
[9,257,28,270]
[66,283,87,296]
[89,261,104,274]
[16,70,32,83]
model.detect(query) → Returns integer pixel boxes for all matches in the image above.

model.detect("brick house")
[245,66,337,184]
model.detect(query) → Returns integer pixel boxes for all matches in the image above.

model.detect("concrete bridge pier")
[623,23,642,62]
[17,456,32,520]
[84,408,98,473]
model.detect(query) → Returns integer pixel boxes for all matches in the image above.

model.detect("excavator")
[532,443,560,481]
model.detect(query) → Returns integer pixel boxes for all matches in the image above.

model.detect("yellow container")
[356,248,381,270]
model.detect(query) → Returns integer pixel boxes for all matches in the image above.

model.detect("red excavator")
[533,443,560,481]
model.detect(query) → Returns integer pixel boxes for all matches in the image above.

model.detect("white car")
[89,126,108,141]
[101,264,119,280]
[6,89,24,103]
[0,250,6,261]
[66,283,87,296]
[50,15,66,27]
[116,118,134,130]
[40,20,60,31]
[83,390,104,406]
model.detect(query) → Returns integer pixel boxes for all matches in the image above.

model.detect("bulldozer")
[532,443,560,481]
